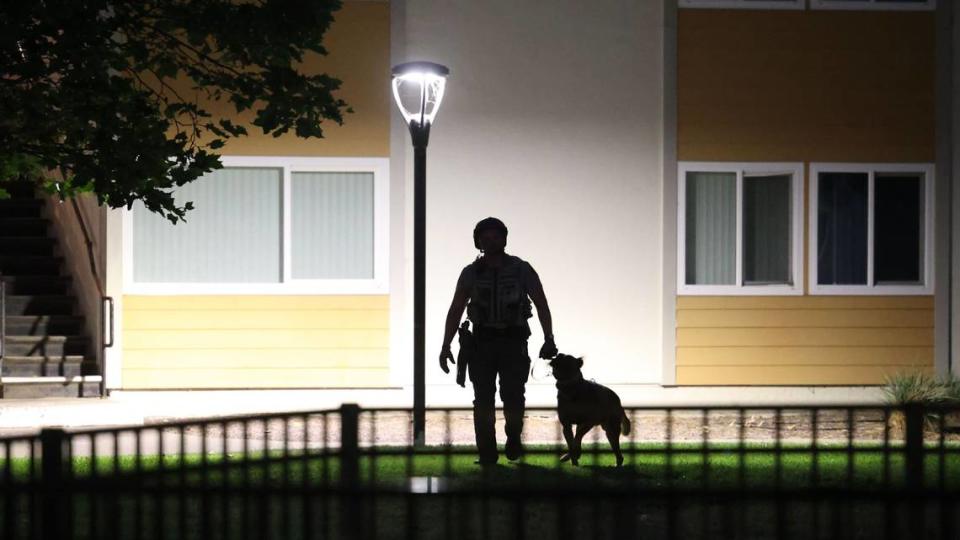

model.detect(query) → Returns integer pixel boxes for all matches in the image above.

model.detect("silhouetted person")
[439,217,557,464]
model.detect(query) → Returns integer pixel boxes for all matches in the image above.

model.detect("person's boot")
[473,403,498,464]
[504,436,523,461]
[504,409,525,461]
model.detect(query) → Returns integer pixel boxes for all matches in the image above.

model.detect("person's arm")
[527,268,556,358]
[439,273,471,373]
[442,287,469,350]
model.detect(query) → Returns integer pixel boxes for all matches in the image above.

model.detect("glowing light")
[391,62,449,127]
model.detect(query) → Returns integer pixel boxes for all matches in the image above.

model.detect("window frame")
[677,162,805,296]
[122,156,390,295]
[810,0,935,11]
[679,0,805,9]
[808,162,934,296]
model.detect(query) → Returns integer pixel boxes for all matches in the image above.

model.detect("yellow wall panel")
[676,296,933,310]
[676,296,934,385]
[677,309,932,329]
[678,347,932,367]
[678,10,935,162]
[123,349,388,369]
[125,329,389,350]
[122,294,390,389]
[678,328,933,348]
[678,365,933,386]
[124,295,389,311]
[122,368,391,389]
[200,2,391,157]
[124,309,389,330]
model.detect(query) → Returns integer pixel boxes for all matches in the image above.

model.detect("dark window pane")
[743,175,791,285]
[818,172,868,285]
[875,174,923,284]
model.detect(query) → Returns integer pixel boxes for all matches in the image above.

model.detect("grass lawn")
[2,443,958,539]
[3,441,960,490]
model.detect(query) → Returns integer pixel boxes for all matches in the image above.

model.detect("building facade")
[83,0,958,393]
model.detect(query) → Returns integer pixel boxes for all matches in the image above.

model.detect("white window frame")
[678,162,804,296]
[808,163,934,296]
[122,156,390,295]
[679,0,805,9]
[811,0,935,11]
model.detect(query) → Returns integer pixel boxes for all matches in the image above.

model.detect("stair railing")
[65,194,114,397]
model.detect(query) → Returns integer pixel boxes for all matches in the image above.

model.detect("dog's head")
[548,353,584,383]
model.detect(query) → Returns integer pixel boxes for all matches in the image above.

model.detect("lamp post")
[391,61,449,446]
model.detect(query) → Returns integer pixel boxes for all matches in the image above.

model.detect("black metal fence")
[1,404,958,540]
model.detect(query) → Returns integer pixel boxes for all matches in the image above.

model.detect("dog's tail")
[620,409,631,436]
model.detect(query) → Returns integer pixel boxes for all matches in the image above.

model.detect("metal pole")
[413,140,427,447]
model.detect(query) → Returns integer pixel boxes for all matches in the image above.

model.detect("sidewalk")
[0,384,886,432]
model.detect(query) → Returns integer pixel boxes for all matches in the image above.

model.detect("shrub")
[882,372,953,406]
[882,372,960,433]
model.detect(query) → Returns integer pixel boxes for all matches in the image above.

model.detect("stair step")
[0,275,71,295]
[1,356,90,377]
[0,218,48,237]
[3,315,84,336]
[3,295,75,316]
[0,377,102,399]
[2,336,89,357]
[0,199,44,218]
[0,255,61,275]
[0,237,55,256]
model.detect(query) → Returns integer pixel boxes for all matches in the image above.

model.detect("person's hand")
[439,345,456,374]
[539,337,557,359]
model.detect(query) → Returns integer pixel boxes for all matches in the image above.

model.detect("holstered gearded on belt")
[456,320,476,387]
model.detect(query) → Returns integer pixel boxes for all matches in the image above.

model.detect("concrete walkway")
[0,384,886,432]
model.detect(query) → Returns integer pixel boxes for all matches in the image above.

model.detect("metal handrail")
[102,296,114,348]
[1,278,5,361]
[100,296,114,398]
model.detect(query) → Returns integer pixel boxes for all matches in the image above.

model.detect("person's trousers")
[467,335,530,462]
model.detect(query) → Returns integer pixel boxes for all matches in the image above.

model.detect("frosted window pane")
[685,172,736,285]
[292,172,374,279]
[133,168,282,283]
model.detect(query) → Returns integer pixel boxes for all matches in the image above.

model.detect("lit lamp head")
[391,61,449,146]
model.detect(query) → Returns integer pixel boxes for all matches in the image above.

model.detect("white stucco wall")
[391,0,666,390]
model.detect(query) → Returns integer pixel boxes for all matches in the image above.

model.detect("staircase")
[1,182,102,398]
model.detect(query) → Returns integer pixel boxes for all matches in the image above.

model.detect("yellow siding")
[677,366,934,387]
[121,295,390,389]
[676,10,936,385]
[184,2,391,157]
[676,297,934,385]
[678,10,935,162]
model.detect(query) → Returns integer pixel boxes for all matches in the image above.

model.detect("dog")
[549,353,631,467]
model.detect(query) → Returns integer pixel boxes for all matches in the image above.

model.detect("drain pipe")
[1,277,6,399]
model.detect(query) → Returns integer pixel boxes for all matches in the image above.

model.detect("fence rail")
[1,404,958,539]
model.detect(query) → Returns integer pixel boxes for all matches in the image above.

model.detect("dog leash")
[529,355,552,381]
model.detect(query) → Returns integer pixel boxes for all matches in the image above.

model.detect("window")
[809,163,933,295]
[678,162,804,295]
[679,0,804,8]
[124,156,389,294]
[811,0,935,10]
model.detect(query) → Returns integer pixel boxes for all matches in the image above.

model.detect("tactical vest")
[465,256,533,330]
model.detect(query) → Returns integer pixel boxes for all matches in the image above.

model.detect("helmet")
[473,217,508,250]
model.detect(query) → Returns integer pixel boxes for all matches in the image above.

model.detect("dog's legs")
[572,424,593,466]
[603,421,624,467]
[560,423,575,463]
